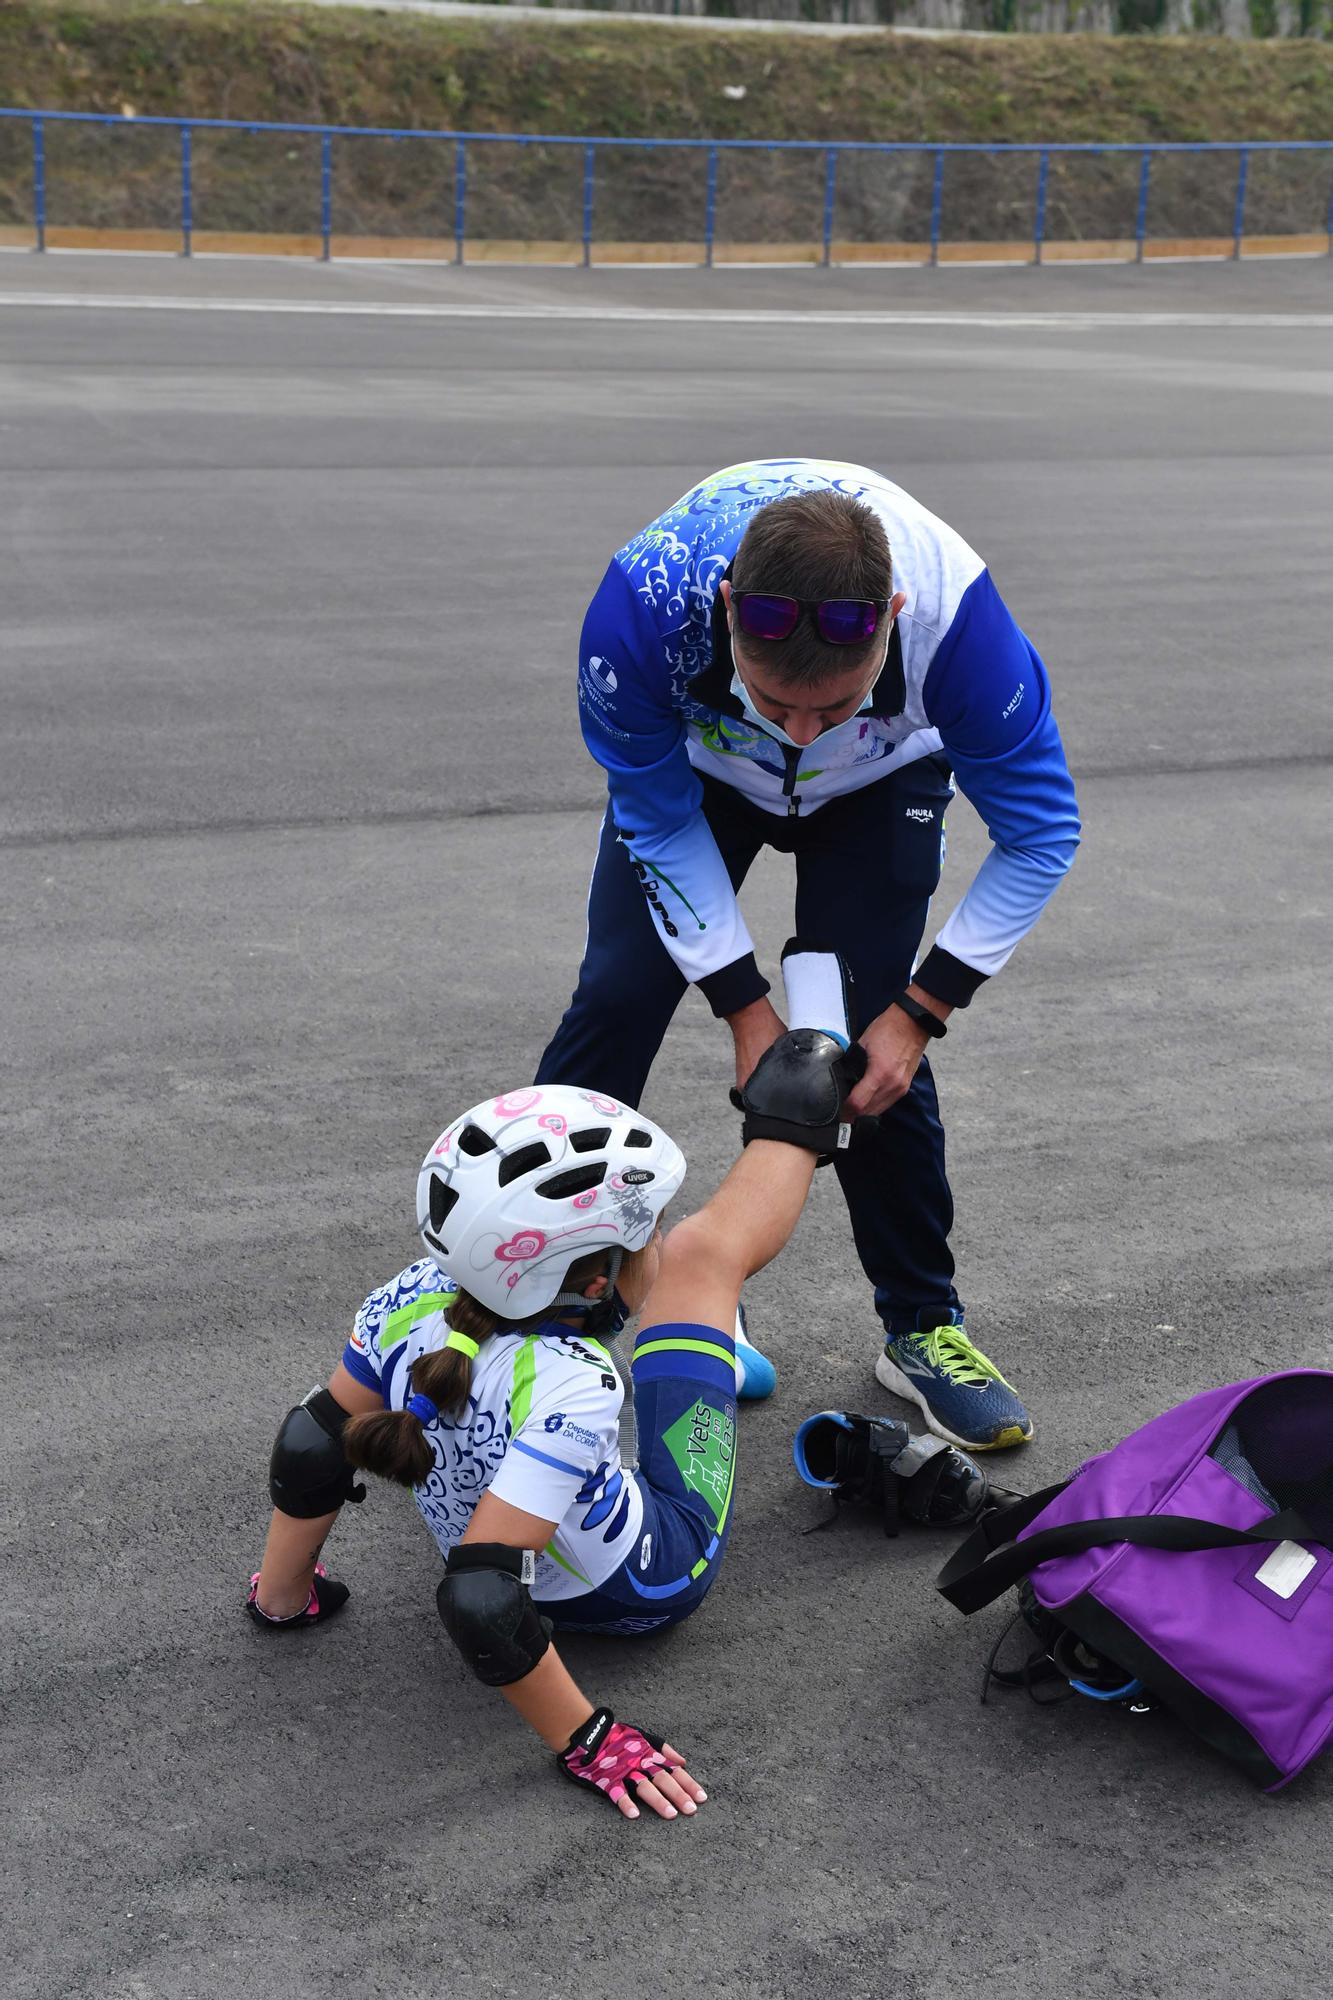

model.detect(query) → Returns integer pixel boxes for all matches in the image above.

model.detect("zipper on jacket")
[782,746,802,818]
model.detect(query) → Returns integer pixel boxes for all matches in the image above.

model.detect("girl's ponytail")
[343,1291,501,1488]
[343,1248,611,1488]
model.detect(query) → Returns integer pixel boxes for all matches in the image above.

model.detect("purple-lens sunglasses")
[734,591,888,647]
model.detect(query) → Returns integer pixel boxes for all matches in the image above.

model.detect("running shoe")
[734,1303,777,1402]
[875,1319,1032,1451]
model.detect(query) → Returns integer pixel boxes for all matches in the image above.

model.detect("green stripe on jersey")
[510,1334,540,1431]
[378,1288,457,1358]
[543,1541,593,1588]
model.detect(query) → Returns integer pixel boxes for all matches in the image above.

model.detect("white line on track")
[1,290,1332,328]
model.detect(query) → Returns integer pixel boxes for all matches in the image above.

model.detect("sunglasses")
[733,591,888,648]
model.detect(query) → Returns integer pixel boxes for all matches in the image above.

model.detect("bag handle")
[937,1489,1324,1616]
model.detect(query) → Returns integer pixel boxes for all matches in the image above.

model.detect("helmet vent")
[569,1126,611,1154]
[429,1177,460,1233]
[497,1141,552,1186]
[625,1129,653,1149]
[537,1163,607,1200]
[457,1124,497,1157]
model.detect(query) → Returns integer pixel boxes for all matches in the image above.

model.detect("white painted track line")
[2,289,1332,327]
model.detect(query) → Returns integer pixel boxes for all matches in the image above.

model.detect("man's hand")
[846,988,952,1117]
[726,994,787,1092]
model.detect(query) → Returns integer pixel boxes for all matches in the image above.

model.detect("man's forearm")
[905,982,953,1026]
[724,992,787,1091]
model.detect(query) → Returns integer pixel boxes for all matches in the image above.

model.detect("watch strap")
[890,992,947,1040]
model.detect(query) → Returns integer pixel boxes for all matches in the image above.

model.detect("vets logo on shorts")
[663,1398,736,1529]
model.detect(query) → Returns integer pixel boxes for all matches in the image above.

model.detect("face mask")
[729,669,809,748]
[728,635,885,751]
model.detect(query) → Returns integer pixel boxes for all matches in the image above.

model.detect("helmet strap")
[548,1246,625,1335]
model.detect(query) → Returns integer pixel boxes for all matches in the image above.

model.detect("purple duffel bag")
[937,1371,1333,1790]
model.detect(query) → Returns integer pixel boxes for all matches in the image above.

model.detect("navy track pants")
[536,762,962,1338]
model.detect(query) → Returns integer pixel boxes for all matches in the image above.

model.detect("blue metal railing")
[3,108,1332,265]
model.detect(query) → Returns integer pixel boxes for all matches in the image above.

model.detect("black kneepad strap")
[437,1544,553,1688]
[269,1387,366,1519]
[732,1028,868,1159]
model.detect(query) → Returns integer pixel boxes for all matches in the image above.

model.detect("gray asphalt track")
[3,253,1331,2000]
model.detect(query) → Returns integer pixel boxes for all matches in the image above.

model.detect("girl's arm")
[459,1490,704,1823]
[252,1363,383,1618]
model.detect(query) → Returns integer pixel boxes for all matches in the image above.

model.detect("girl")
[246,1026,851,1822]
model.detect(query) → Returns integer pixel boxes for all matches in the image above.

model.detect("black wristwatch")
[889,991,948,1040]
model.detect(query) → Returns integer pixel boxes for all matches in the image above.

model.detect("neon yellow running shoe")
[876,1319,1033,1451]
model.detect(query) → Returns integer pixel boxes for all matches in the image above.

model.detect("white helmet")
[416,1084,686,1320]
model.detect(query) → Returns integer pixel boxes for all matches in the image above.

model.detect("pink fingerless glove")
[245,1562,349,1629]
[557,1707,677,1807]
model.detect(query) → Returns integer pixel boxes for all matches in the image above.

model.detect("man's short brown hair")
[730,490,893,689]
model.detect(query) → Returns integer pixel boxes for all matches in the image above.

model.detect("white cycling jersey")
[341,1259,644,1602]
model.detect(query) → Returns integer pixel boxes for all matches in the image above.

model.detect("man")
[536,459,1080,1451]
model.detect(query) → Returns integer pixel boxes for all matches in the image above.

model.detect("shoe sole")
[875,1351,1033,1452]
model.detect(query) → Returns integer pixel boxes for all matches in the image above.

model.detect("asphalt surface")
[3,252,1331,2000]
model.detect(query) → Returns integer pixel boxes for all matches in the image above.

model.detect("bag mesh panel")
[1215,1378,1333,1538]
[1212,1422,1279,1512]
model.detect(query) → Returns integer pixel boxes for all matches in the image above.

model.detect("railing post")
[704,145,718,268]
[180,123,192,258]
[1135,148,1151,264]
[32,115,45,253]
[582,143,596,270]
[929,148,945,266]
[822,147,838,268]
[1326,158,1333,256]
[1232,145,1249,261]
[454,139,467,266]
[320,131,332,262]
[1033,147,1049,266]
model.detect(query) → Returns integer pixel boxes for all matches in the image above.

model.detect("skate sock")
[780,940,854,1047]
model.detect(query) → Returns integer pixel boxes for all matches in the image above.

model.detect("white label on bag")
[1254,1541,1316,1600]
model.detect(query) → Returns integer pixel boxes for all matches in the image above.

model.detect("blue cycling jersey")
[576,457,1081,1013]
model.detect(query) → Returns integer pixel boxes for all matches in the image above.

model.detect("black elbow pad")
[436,1544,552,1688]
[269,1387,366,1519]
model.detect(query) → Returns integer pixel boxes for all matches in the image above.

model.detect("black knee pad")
[437,1544,553,1688]
[269,1388,365,1519]
[733,1028,868,1158]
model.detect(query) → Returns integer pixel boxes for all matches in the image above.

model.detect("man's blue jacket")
[577,458,1081,1017]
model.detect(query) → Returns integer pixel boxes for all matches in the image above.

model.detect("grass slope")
[4,0,1333,142]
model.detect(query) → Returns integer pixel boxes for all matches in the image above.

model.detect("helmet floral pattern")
[579,1090,623,1117]
[493,1088,542,1117]
[493,1228,547,1263]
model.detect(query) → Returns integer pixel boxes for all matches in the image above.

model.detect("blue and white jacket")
[577,458,1081,1015]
